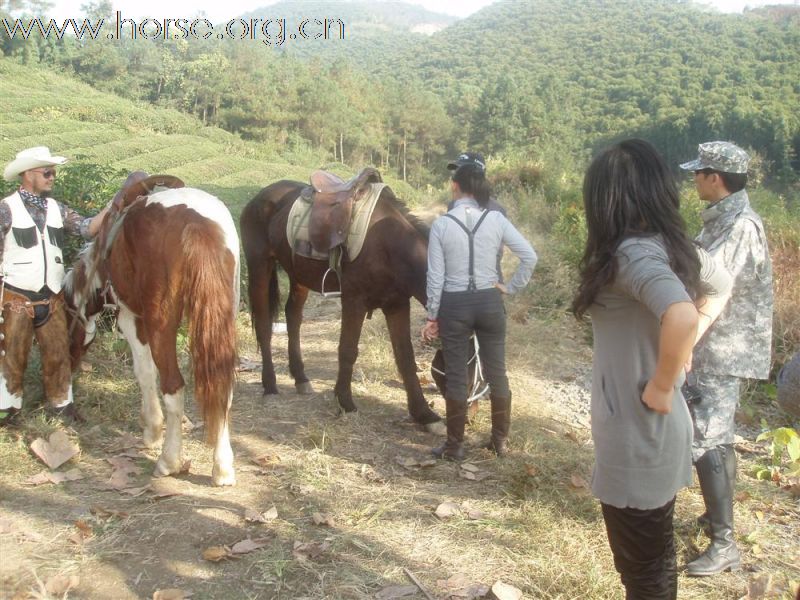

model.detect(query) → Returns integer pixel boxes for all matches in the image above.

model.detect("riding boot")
[696,444,736,530]
[432,397,466,461]
[687,446,741,576]
[483,394,511,456]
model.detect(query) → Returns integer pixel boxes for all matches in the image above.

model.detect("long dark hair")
[452,164,492,207]
[572,139,702,318]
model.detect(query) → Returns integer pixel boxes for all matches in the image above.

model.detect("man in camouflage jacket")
[679,141,774,577]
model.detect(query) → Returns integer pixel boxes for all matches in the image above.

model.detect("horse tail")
[241,192,281,336]
[183,220,238,446]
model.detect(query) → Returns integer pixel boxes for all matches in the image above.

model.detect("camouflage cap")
[679,141,750,174]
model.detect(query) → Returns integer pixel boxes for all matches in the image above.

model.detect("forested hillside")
[2,0,799,184]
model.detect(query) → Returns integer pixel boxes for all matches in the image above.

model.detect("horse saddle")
[305,167,382,253]
[111,171,185,211]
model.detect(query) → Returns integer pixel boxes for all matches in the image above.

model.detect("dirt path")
[1,297,797,600]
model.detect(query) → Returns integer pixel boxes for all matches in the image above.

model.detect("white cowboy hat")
[3,146,68,181]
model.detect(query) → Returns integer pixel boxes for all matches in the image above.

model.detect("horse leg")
[248,257,279,395]
[117,306,163,448]
[383,302,443,431]
[286,282,313,394]
[212,392,235,486]
[334,300,367,413]
[148,324,186,478]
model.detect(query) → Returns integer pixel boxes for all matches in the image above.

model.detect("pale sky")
[42,0,800,22]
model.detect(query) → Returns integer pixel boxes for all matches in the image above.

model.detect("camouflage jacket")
[693,190,773,379]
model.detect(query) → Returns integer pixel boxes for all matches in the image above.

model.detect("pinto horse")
[64,180,240,486]
[240,172,443,432]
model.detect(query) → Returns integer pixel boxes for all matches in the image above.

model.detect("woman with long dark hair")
[572,139,731,599]
[422,157,537,460]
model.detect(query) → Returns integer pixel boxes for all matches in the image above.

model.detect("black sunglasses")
[30,168,56,179]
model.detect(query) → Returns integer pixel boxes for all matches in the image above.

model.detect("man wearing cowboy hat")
[678,141,773,577]
[0,147,108,424]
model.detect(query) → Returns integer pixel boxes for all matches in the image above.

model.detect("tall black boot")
[432,397,466,461]
[483,394,511,456]
[687,446,741,576]
[697,443,737,530]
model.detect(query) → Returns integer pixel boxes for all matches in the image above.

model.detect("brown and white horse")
[64,187,240,486]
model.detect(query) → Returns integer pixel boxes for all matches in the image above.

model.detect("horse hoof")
[212,469,236,487]
[296,381,315,395]
[153,457,181,477]
[425,420,447,436]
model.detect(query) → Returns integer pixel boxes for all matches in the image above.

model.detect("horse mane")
[64,241,102,313]
[382,190,430,241]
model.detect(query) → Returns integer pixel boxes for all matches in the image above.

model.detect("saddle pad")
[287,183,386,262]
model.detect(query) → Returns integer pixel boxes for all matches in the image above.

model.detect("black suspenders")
[444,209,490,292]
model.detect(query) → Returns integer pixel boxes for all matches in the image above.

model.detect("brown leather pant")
[0,287,71,409]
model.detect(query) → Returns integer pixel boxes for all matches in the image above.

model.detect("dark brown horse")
[240,171,443,432]
[64,181,240,486]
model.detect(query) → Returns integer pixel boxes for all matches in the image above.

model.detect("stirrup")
[321,268,342,298]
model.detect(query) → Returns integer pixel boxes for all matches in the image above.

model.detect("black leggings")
[601,498,678,600]
[438,287,509,402]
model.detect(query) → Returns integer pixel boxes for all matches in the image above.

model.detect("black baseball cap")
[447,151,486,171]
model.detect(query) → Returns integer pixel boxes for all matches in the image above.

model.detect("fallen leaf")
[237,357,261,372]
[106,455,143,490]
[107,432,143,452]
[491,581,522,600]
[251,454,281,468]
[460,463,480,473]
[69,520,93,544]
[30,431,80,469]
[751,543,763,557]
[153,589,192,600]
[437,573,490,598]
[754,510,764,522]
[467,509,487,520]
[565,430,580,443]
[292,540,330,562]
[24,468,84,486]
[202,546,230,562]
[79,361,93,372]
[524,464,538,477]
[289,483,315,495]
[375,584,418,599]
[744,573,774,599]
[244,506,278,523]
[312,512,335,527]
[396,456,420,468]
[783,483,800,499]
[735,491,752,503]
[120,484,151,497]
[459,470,477,481]
[569,474,589,489]
[435,502,461,519]
[230,537,270,555]
[179,459,191,474]
[45,574,80,596]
